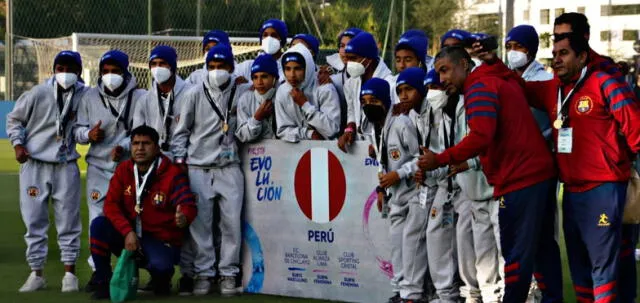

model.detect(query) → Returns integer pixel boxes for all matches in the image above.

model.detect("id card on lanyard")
[133,158,159,237]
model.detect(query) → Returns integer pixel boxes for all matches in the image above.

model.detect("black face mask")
[363,104,386,122]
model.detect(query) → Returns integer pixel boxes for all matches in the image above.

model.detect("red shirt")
[103,155,197,246]
[525,68,640,192]
[435,60,556,197]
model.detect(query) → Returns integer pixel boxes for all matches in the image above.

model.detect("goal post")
[20,33,262,92]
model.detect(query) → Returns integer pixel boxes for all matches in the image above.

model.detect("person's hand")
[318,66,332,85]
[337,131,353,153]
[310,131,323,140]
[368,144,376,159]
[379,171,400,188]
[235,76,249,85]
[254,99,274,121]
[448,161,469,177]
[175,205,187,228]
[417,147,438,171]
[377,191,385,213]
[471,41,498,64]
[124,231,140,252]
[414,169,425,185]
[111,146,124,162]
[290,88,308,107]
[14,144,30,164]
[88,120,105,143]
[393,102,414,115]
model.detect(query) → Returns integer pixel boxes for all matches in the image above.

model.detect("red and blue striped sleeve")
[598,72,640,153]
[435,80,498,166]
[170,172,197,224]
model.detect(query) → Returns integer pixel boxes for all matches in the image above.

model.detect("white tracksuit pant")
[427,186,466,302]
[85,164,115,269]
[188,165,244,277]
[457,198,502,303]
[389,201,429,300]
[19,159,81,270]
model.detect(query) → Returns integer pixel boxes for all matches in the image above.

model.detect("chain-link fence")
[4,0,486,100]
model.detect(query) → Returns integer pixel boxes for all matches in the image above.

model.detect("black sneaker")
[137,278,154,294]
[90,283,110,300]
[177,276,194,296]
[85,272,98,293]
[388,293,402,303]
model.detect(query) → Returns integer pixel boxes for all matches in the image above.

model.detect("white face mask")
[346,60,367,79]
[102,73,124,92]
[208,69,230,88]
[55,72,78,90]
[507,50,529,70]
[262,37,281,55]
[151,67,172,84]
[427,89,448,110]
[254,87,277,101]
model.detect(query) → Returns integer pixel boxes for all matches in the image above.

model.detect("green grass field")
[0,139,637,302]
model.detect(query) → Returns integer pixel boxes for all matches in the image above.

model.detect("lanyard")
[555,66,590,128]
[372,126,385,176]
[133,158,159,237]
[202,83,237,133]
[156,88,175,141]
[442,110,456,194]
[53,83,75,140]
[99,89,134,134]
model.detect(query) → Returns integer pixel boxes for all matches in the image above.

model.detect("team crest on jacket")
[175,114,180,123]
[430,207,437,218]
[90,190,101,201]
[153,192,166,206]
[27,186,39,198]
[576,96,593,114]
[389,148,401,161]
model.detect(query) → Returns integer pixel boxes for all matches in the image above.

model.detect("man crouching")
[89,125,197,299]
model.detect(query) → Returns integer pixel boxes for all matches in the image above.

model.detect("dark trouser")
[89,216,180,284]
[563,182,626,303]
[533,180,564,303]
[619,223,639,303]
[498,178,558,302]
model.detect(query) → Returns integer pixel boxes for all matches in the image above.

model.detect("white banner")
[241,140,394,302]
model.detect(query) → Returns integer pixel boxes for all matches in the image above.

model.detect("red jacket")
[103,155,197,246]
[525,67,640,193]
[434,60,556,197]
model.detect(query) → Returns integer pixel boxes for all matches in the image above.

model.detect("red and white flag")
[294,147,347,223]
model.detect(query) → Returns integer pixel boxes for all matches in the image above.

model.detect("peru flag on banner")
[294,147,347,223]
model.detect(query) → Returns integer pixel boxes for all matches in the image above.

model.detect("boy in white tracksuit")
[363,74,427,303]
[235,54,279,142]
[171,44,250,296]
[390,30,430,105]
[74,50,146,285]
[337,31,394,151]
[235,19,288,83]
[133,45,192,160]
[7,51,88,293]
[421,70,501,303]
[274,44,341,142]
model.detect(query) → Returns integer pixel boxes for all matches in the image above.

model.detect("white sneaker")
[61,272,79,292]
[192,277,211,296]
[19,272,46,292]
[220,276,240,296]
[635,248,640,261]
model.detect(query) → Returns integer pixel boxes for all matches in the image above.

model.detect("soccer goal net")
[16,33,261,91]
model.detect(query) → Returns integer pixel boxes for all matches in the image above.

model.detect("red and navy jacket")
[434,60,556,197]
[525,65,640,193]
[103,154,197,246]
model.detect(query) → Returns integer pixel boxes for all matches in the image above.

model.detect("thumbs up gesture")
[88,120,105,143]
[175,204,187,228]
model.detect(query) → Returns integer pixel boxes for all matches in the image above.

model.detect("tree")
[409,0,463,54]
[314,0,379,49]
